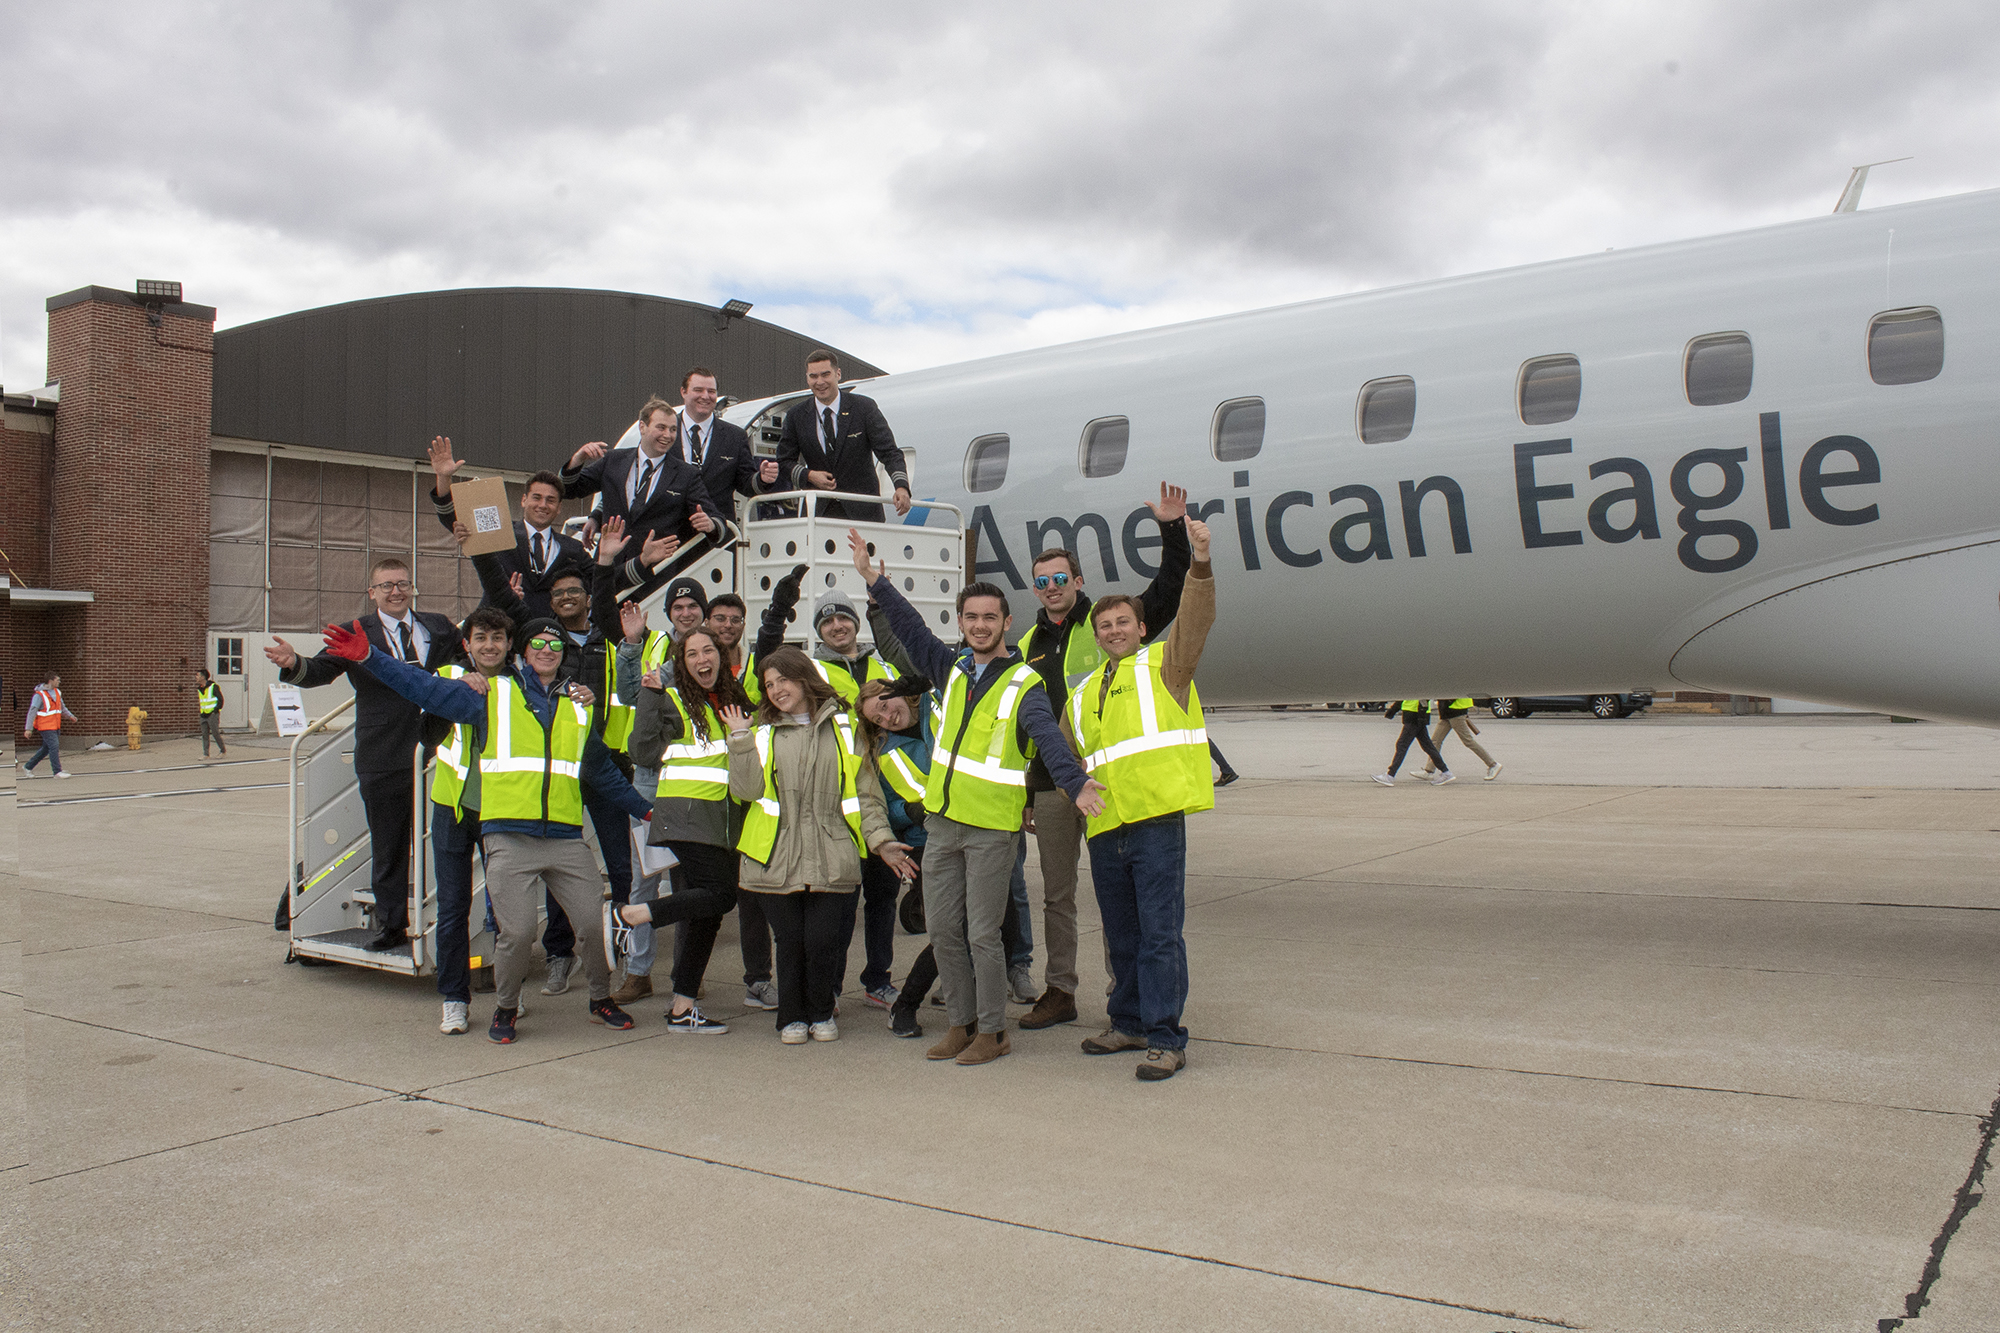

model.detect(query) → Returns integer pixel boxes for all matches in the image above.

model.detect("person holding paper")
[612,626,756,1034]
[429,437,584,622]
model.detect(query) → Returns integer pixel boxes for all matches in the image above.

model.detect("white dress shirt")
[378,610,430,663]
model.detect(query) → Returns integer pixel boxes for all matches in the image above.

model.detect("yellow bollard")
[127,705,149,751]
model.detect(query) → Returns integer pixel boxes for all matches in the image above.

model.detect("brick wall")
[1,407,56,720]
[43,290,216,739]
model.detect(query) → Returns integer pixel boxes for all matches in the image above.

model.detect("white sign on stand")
[268,685,310,737]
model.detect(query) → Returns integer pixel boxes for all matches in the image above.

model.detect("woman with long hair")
[722,646,910,1043]
[853,676,1026,1040]
[613,626,758,1034]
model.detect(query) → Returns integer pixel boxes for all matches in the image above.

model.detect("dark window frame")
[963,433,1011,493]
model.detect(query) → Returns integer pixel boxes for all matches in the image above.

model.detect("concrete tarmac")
[9,714,2000,1331]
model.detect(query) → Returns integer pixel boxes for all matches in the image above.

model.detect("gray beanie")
[812,587,860,630]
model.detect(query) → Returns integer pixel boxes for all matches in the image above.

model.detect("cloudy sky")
[4,1,1995,391]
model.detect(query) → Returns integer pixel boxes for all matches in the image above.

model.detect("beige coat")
[727,698,893,893]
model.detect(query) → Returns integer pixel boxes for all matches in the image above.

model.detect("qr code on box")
[473,506,503,534]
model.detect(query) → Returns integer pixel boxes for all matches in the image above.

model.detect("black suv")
[1486,692,1653,719]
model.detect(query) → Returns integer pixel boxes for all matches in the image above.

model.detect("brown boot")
[955,1030,1012,1066]
[609,973,653,1006]
[926,1025,975,1061]
[1018,987,1078,1030]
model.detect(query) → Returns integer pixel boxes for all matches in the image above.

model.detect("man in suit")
[427,437,584,621]
[264,556,462,951]
[679,366,778,510]
[776,349,913,522]
[563,397,728,597]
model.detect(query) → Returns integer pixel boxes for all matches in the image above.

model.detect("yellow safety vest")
[197,683,223,715]
[1067,642,1213,839]
[477,674,591,828]
[1446,698,1473,712]
[816,652,898,705]
[736,714,867,864]
[601,647,635,752]
[926,660,1042,831]
[657,689,732,803]
[431,665,474,815]
[1017,618,1107,692]
[875,712,934,806]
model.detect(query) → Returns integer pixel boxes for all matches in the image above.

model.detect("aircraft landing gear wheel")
[1590,695,1620,718]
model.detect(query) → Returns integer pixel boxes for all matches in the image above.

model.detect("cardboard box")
[451,476,516,556]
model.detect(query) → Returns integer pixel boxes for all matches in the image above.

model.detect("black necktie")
[821,407,837,454]
[636,459,656,506]
[688,424,703,467]
[398,621,417,663]
[532,531,546,572]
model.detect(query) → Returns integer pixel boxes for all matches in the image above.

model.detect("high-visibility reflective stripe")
[881,747,927,796]
[484,757,582,778]
[933,748,1030,786]
[1082,727,1209,770]
[658,764,730,784]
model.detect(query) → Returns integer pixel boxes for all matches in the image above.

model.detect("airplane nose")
[1668,543,2000,727]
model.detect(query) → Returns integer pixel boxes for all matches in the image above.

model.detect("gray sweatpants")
[923,816,1018,1035]
[484,832,610,1010]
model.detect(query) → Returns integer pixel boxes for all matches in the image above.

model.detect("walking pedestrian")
[195,668,228,758]
[1417,698,1503,781]
[21,672,77,779]
[1372,700,1454,786]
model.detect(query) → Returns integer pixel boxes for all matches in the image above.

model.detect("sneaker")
[780,1021,810,1044]
[1485,762,1504,781]
[864,984,900,1010]
[1429,771,1456,786]
[888,1003,923,1038]
[664,1005,728,1035]
[1370,773,1395,787]
[810,1018,840,1042]
[588,998,635,1030]
[1007,965,1037,1005]
[54,771,72,780]
[541,954,577,995]
[488,1006,518,1044]
[1081,1026,1147,1055]
[1215,770,1240,787]
[744,980,779,1010]
[1136,1047,1187,1081]
[440,1001,470,1035]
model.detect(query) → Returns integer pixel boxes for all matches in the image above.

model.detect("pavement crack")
[28,1098,395,1184]
[1878,1082,1999,1331]
[403,1092,1578,1328]
[26,1010,412,1098]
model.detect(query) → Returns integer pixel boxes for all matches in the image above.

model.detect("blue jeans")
[626,766,663,976]
[1008,834,1033,970]
[430,802,482,1003]
[24,731,62,773]
[1088,813,1190,1051]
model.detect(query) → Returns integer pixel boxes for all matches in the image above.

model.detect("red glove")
[323,620,371,662]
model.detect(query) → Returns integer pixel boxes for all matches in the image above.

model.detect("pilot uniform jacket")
[679,415,769,512]
[430,490,586,622]
[283,609,460,775]
[559,447,728,578]
[775,391,909,520]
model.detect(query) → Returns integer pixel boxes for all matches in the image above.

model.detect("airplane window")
[1080,417,1129,478]
[1518,355,1581,425]
[1868,308,1944,385]
[1684,333,1753,406]
[1357,377,1416,444]
[1211,398,1265,462]
[964,434,1010,493]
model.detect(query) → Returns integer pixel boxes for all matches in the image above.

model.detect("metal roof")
[210,287,886,473]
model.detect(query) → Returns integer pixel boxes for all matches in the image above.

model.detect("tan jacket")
[1062,562,1216,750]
[727,698,893,893]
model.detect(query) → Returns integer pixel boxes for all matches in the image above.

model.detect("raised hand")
[846,528,885,583]
[620,599,648,644]
[580,516,600,549]
[1186,517,1211,561]
[641,667,666,692]
[639,530,680,566]
[1075,777,1108,818]
[569,440,608,469]
[451,520,471,546]
[597,515,630,562]
[323,620,370,662]
[507,571,525,599]
[1147,482,1188,524]
[263,636,301,670]
[719,704,752,734]
[770,563,810,614]
[428,436,463,489]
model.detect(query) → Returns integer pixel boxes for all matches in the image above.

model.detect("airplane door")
[208,633,250,728]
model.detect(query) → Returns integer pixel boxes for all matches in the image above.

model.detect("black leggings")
[647,841,737,1001]
[757,888,852,1028]
[1389,714,1448,776]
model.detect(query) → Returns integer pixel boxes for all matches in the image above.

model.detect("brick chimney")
[43,285,216,738]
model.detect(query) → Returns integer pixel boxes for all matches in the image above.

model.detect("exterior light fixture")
[714,298,753,332]
[135,279,184,326]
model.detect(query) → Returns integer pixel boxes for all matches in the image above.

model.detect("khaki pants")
[1419,715,1495,773]
[483,832,610,1010]
[1031,788,1085,996]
